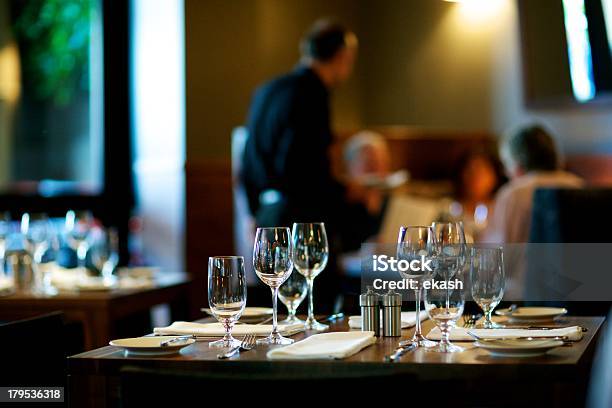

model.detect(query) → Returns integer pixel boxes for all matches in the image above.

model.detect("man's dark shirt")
[241,66,345,227]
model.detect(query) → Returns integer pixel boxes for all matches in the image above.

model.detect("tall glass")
[291,222,329,331]
[279,271,307,324]
[253,227,294,345]
[208,256,247,348]
[423,264,466,353]
[470,246,505,329]
[397,226,437,348]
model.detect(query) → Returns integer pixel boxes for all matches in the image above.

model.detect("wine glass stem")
[271,286,279,335]
[484,308,493,327]
[414,287,422,337]
[440,323,450,347]
[288,303,296,320]
[307,277,315,321]
[223,320,234,342]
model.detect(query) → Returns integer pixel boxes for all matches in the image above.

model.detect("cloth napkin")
[154,321,304,337]
[267,331,376,360]
[426,326,584,341]
[348,311,428,329]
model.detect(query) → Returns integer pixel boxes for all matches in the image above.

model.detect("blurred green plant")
[13,0,92,106]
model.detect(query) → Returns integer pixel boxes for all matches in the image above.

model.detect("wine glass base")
[304,318,328,331]
[426,342,465,353]
[256,333,294,345]
[477,321,505,329]
[279,316,305,325]
[399,338,438,348]
[208,337,242,348]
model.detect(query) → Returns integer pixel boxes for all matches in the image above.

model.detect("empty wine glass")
[431,222,467,282]
[291,222,329,331]
[90,227,119,284]
[423,265,466,353]
[397,225,437,348]
[253,227,294,345]
[208,256,247,348]
[65,210,93,268]
[21,213,51,263]
[470,246,505,329]
[279,271,307,324]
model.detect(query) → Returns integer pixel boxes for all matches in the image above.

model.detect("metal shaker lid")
[359,286,380,306]
[382,289,402,306]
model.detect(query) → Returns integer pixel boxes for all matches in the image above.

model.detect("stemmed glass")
[397,226,437,348]
[470,246,505,329]
[291,222,329,331]
[278,271,307,324]
[21,213,51,263]
[208,256,247,348]
[423,263,466,353]
[90,227,120,284]
[253,227,294,344]
[65,210,93,269]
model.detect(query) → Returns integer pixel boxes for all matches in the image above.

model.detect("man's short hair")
[504,125,560,172]
[300,19,352,62]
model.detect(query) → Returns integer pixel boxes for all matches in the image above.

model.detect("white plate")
[202,307,273,318]
[475,338,564,357]
[109,336,195,356]
[495,307,567,322]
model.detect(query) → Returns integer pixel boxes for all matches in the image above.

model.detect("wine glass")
[278,271,307,324]
[0,212,11,264]
[65,210,93,268]
[90,227,119,284]
[291,222,329,331]
[431,222,467,282]
[253,227,294,344]
[397,225,437,348]
[208,256,247,348]
[470,246,505,329]
[21,213,51,263]
[423,263,466,353]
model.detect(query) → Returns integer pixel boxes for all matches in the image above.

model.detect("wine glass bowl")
[253,227,294,345]
[291,222,329,331]
[208,256,247,348]
[470,246,505,329]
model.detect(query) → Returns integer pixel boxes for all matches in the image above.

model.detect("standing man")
[241,19,358,233]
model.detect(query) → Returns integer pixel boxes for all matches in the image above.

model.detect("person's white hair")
[343,130,387,164]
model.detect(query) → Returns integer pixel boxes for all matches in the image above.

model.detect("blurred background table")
[68,315,604,407]
[0,272,191,349]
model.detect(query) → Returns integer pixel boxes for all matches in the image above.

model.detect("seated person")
[483,124,584,244]
[451,149,505,239]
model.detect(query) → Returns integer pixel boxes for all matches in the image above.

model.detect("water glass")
[65,210,93,268]
[423,265,466,353]
[397,225,437,348]
[470,246,505,329]
[208,256,247,348]
[253,227,294,344]
[291,222,329,331]
[279,271,307,324]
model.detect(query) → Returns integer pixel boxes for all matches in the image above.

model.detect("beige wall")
[185,0,612,161]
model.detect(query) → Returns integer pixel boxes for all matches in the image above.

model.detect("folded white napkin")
[267,331,376,360]
[426,326,584,341]
[348,311,428,329]
[154,321,304,337]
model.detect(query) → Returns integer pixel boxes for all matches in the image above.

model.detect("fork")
[217,333,257,359]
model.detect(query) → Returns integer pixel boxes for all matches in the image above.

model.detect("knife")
[385,342,417,362]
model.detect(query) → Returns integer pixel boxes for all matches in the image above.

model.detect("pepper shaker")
[359,286,380,336]
[382,289,402,337]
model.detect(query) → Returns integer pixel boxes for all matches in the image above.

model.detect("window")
[0,0,103,195]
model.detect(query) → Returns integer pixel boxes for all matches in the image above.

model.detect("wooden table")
[68,315,605,407]
[0,273,191,349]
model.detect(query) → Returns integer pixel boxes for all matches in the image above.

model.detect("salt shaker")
[382,289,402,337]
[359,286,380,336]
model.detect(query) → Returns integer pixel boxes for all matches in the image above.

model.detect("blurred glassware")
[0,212,10,265]
[21,213,50,263]
[208,256,247,348]
[397,225,437,348]
[470,246,505,329]
[254,227,294,344]
[65,210,93,268]
[278,270,307,324]
[431,221,467,282]
[90,227,119,284]
[291,222,329,331]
